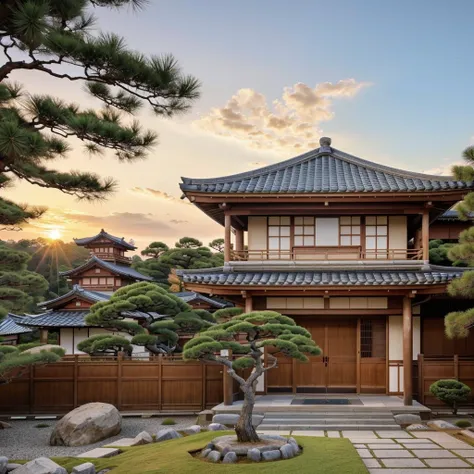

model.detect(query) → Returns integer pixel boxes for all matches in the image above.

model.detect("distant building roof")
[40,284,110,309]
[173,291,232,309]
[16,311,90,328]
[60,256,153,281]
[437,209,474,221]
[0,315,33,336]
[180,138,472,195]
[74,229,136,250]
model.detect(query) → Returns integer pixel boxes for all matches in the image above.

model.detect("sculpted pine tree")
[445,147,474,337]
[85,282,214,355]
[0,0,200,229]
[183,311,321,443]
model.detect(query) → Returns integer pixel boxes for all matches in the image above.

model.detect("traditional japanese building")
[0,315,32,345]
[178,137,474,405]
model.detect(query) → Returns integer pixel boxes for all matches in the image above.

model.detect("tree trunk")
[453,401,458,416]
[235,384,260,443]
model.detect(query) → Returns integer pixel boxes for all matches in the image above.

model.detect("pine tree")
[0,0,200,229]
[84,282,214,355]
[183,310,321,443]
[209,238,225,252]
[445,147,474,337]
[141,241,169,259]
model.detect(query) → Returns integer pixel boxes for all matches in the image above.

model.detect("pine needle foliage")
[0,0,200,229]
[183,311,321,443]
[84,281,214,355]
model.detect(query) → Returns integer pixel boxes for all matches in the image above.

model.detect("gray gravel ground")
[0,415,196,460]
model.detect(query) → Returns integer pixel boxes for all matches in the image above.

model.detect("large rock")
[71,463,95,474]
[10,457,66,474]
[212,414,264,427]
[288,437,300,454]
[427,419,457,429]
[222,452,237,464]
[208,423,227,431]
[195,410,214,426]
[280,443,295,459]
[406,423,429,431]
[155,428,182,442]
[206,451,221,463]
[7,464,22,473]
[394,413,422,426]
[0,457,7,474]
[183,425,201,435]
[0,421,12,429]
[50,403,121,447]
[261,450,281,461]
[247,448,261,462]
[133,431,152,445]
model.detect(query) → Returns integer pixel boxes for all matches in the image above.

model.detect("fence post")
[117,352,123,410]
[201,363,206,410]
[417,354,424,405]
[28,365,34,414]
[73,355,78,408]
[158,354,162,411]
[454,354,459,380]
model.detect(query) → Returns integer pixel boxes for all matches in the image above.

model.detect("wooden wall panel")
[360,359,386,393]
[77,381,117,406]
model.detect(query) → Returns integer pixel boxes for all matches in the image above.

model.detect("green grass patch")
[161,418,177,426]
[46,431,368,474]
[34,423,50,428]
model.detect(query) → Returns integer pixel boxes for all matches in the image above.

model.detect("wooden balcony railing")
[92,252,131,263]
[231,247,423,261]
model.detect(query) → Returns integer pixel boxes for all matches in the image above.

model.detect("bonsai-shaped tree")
[77,334,132,357]
[183,310,321,443]
[430,379,471,415]
[84,282,214,355]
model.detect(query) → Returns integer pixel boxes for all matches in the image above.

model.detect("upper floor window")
[366,216,388,256]
[340,216,361,246]
[294,217,315,246]
[268,216,291,251]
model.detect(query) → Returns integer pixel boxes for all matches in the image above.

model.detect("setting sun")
[48,228,62,240]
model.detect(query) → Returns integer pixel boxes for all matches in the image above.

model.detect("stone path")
[256,429,474,472]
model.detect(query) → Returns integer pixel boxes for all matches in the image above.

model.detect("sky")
[2,0,474,253]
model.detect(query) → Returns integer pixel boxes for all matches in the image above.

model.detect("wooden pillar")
[422,209,430,261]
[403,296,413,406]
[223,349,233,405]
[39,329,48,344]
[224,214,231,262]
[235,228,244,253]
[245,294,253,313]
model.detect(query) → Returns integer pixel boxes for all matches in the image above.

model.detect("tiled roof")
[180,144,472,194]
[40,284,110,308]
[60,256,153,281]
[16,311,89,328]
[178,267,463,287]
[0,315,33,335]
[74,229,136,250]
[437,210,474,221]
[173,291,232,308]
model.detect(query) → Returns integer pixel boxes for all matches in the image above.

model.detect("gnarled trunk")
[235,384,260,443]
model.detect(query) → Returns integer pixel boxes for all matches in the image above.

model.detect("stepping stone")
[290,430,325,436]
[426,458,471,468]
[412,432,454,441]
[381,458,425,468]
[105,438,136,447]
[353,444,366,448]
[369,470,474,474]
[363,459,381,468]
[398,438,434,444]
[342,431,377,438]
[367,444,403,449]
[399,443,440,450]
[412,449,455,458]
[356,448,373,458]
[326,431,341,438]
[77,448,120,458]
[351,438,396,444]
[454,449,474,458]
[372,449,413,458]
[376,431,411,438]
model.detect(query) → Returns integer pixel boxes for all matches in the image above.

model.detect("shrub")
[35,423,50,428]
[430,379,471,415]
[455,420,472,428]
[161,418,176,426]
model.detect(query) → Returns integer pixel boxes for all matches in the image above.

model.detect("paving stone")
[76,448,120,458]
[290,430,325,436]
[426,458,471,468]
[105,438,136,447]
[412,449,456,458]
[399,443,440,450]
[342,430,377,438]
[353,444,366,448]
[372,449,414,458]
[326,431,341,438]
[367,444,403,449]
[397,438,434,444]
[453,449,474,458]
[363,458,381,468]
[412,432,454,441]
[351,438,396,444]
[356,448,373,458]
[376,431,412,438]
[369,470,474,474]
[381,458,425,468]
[437,442,472,449]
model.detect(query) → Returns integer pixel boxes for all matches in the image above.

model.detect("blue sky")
[3,0,474,249]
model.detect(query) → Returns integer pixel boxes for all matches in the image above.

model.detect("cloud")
[195,79,371,153]
[129,187,189,204]
[422,161,461,176]
[170,219,189,224]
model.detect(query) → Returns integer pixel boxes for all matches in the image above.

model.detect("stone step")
[263,413,395,419]
[258,423,401,431]
[262,418,396,425]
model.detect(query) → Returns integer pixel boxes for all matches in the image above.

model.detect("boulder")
[394,414,422,426]
[212,414,264,427]
[133,431,152,445]
[0,457,7,474]
[247,448,261,462]
[195,410,214,426]
[183,425,201,435]
[7,464,22,473]
[462,429,474,439]
[427,419,457,429]
[71,463,95,474]
[50,403,121,447]
[207,450,221,463]
[261,450,281,461]
[0,421,12,429]
[200,449,212,458]
[288,437,300,454]
[280,443,295,459]
[208,423,227,431]
[10,457,66,474]
[406,423,429,431]
[155,428,182,442]
[222,452,238,464]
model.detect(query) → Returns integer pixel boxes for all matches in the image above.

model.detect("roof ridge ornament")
[319,136,332,153]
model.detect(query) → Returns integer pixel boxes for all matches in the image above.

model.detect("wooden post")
[403,296,413,405]
[235,228,244,253]
[422,209,430,261]
[73,355,78,408]
[356,317,361,394]
[223,349,233,405]
[201,363,206,410]
[454,354,459,380]
[117,352,123,410]
[245,294,253,313]
[224,214,231,262]
[39,329,48,344]
[417,353,424,405]
[158,354,163,411]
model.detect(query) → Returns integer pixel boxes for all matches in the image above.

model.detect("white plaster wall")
[248,217,267,259]
[73,328,89,354]
[59,328,74,354]
[389,216,407,258]
[315,218,339,246]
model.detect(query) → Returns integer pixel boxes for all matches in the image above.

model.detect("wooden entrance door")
[293,317,357,393]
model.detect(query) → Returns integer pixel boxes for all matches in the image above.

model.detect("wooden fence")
[417,355,474,406]
[0,355,224,414]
